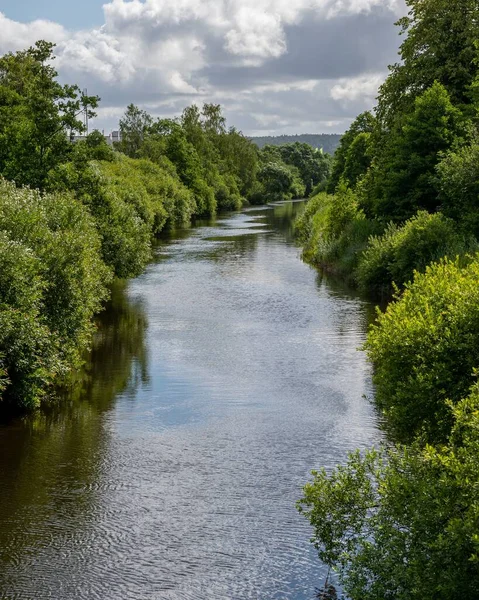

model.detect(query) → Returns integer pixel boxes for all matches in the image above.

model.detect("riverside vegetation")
[297,1,479,598]
[0,40,332,412]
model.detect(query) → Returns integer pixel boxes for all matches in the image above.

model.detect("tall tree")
[0,40,98,189]
[118,104,153,157]
[327,112,376,193]
[377,0,479,125]
[438,141,479,236]
[342,132,372,189]
[369,82,465,221]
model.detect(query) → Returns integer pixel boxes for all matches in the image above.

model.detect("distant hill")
[249,134,342,155]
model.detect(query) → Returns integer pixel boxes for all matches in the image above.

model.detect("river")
[0,200,380,600]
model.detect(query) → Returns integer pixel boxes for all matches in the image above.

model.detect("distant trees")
[257,161,304,201]
[256,142,331,202]
[120,103,257,214]
[275,142,331,196]
[118,103,332,210]
[250,134,341,156]
[117,104,152,158]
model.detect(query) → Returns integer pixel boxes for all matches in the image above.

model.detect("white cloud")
[101,0,405,65]
[224,9,286,59]
[330,73,385,103]
[325,0,404,18]
[0,13,67,53]
[0,0,406,134]
[56,29,133,82]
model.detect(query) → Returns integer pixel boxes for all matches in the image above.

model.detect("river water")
[0,200,380,600]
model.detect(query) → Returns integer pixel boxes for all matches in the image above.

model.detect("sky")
[0,0,407,135]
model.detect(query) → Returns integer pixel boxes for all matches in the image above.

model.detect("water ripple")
[0,201,380,600]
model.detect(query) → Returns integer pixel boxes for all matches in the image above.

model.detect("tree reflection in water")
[0,280,148,594]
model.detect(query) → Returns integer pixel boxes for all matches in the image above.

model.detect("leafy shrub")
[295,185,381,278]
[0,179,111,409]
[325,183,362,239]
[39,192,112,363]
[358,211,475,295]
[365,256,479,442]
[437,142,479,236]
[0,232,56,409]
[294,193,328,245]
[214,173,242,211]
[298,385,479,600]
[49,145,199,277]
[309,179,328,197]
[101,155,196,230]
[89,184,153,279]
[246,180,267,205]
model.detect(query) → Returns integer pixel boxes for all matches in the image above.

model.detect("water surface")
[0,201,380,600]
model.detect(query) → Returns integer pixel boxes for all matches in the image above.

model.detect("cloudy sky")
[0,0,406,135]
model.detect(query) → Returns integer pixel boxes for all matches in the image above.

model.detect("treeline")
[250,134,341,155]
[116,103,332,204]
[0,41,332,411]
[297,1,479,599]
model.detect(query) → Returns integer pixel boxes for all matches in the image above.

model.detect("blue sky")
[0,0,406,135]
[0,0,104,29]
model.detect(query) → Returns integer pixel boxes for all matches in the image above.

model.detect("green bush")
[295,186,381,278]
[0,231,56,409]
[101,155,196,230]
[89,184,153,279]
[357,211,474,295]
[0,179,111,409]
[294,193,328,245]
[309,179,328,197]
[325,183,362,239]
[213,173,242,211]
[49,153,180,279]
[298,385,479,600]
[39,192,112,363]
[437,142,479,237]
[365,256,479,442]
[0,305,58,410]
[247,180,267,205]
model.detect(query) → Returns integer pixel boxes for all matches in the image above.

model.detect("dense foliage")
[0,180,110,409]
[366,257,479,442]
[295,186,380,281]
[0,41,98,189]
[298,1,479,598]
[357,211,475,295]
[298,0,479,293]
[119,104,332,208]
[251,134,341,155]
[299,387,479,600]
